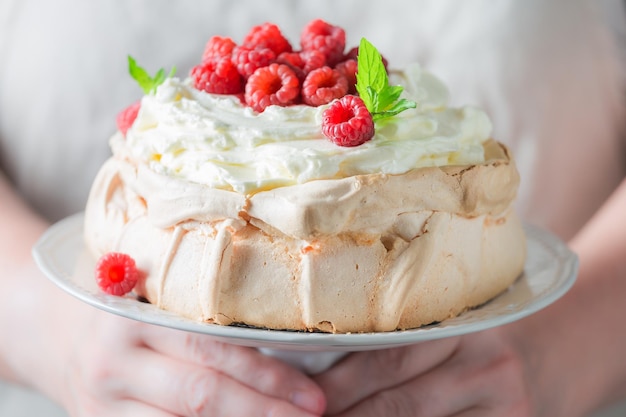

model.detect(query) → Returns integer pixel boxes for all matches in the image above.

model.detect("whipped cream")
[119,63,493,194]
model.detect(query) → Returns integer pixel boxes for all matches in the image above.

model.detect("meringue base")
[84,140,526,333]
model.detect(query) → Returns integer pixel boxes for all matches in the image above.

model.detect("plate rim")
[33,212,578,351]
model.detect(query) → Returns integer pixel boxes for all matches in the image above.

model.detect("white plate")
[33,213,577,352]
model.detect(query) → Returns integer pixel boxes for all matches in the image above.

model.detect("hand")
[314,328,532,417]
[61,309,326,417]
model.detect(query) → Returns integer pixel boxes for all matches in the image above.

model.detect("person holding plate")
[1,1,626,416]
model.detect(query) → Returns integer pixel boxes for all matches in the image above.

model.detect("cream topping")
[121,63,493,194]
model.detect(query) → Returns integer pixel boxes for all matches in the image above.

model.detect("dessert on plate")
[85,20,526,333]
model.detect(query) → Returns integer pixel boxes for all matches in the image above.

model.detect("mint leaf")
[356,38,388,109]
[373,99,417,121]
[128,56,153,94]
[355,38,416,122]
[377,85,404,110]
[127,55,176,95]
[152,68,166,86]
[365,86,379,112]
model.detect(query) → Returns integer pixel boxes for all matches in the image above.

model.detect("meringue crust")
[84,139,526,333]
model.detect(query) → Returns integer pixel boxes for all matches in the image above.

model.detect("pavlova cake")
[85,20,526,333]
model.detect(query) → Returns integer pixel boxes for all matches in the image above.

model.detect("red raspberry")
[276,52,306,79]
[334,59,357,94]
[95,252,139,296]
[344,47,359,61]
[302,66,348,106]
[116,101,141,136]
[202,36,237,61]
[243,23,292,56]
[277,51,304,68]
[245,63,300,112]
[300,50,327,74]
[190,58,243,94]
[300,19,346,67]
[276,50,326,81]
[322,95,374,147]
[231,45,276,78]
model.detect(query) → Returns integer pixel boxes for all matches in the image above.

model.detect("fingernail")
[291,390,324,414]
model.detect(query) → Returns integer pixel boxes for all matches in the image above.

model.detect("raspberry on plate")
[302,66,348,106]
[190,58,243,94]
[116,101,141,136]
[95,252,139,296]
[245,63,300,112]
[300,19,346,67]
[322,95,375,147]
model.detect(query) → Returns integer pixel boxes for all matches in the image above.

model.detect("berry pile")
[190,19,385,146]
[119,20,410,147]
[191,20,357,111]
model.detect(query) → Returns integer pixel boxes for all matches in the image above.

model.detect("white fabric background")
[0,0,625,415]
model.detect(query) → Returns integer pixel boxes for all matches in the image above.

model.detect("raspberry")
[334,59,357,94]
[243,23,292,56]
[322,95,374,147]
[95,252,139,296]
[300,50,327,74]
[276,52,306,79]
[231,45,276,78]
[300,19,346,67]
[116,101,141,136]
[277,51,304,68]
[302,66,348,106]
[276,50,326,81]
[190,58,243,94]
[245,63,300,112]
[202,36,237,61]
[344,47,359,61]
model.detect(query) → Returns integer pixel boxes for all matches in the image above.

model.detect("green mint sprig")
[128,55,176,95]
[355,38,416,121]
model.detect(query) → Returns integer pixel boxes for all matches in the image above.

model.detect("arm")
[510,178,626,416]
[0,169,62,387]
[0,171,325,417]
[315,179,626,417]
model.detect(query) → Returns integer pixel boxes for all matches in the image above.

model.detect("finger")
[139,326,325,414]
[116,346,322,417]
[316,338,459,414]
[449,409,490,417]
[72,396,181,417]
[328,336,529,417]
[116,400,183,417]
[327,367,475,417]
